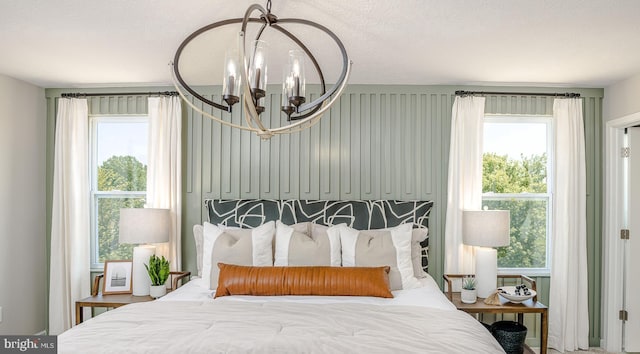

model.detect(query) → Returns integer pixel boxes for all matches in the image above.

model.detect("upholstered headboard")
[204,199,433,270]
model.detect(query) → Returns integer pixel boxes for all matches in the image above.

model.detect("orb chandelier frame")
[170,0,352,139]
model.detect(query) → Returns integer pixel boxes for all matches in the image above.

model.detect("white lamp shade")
[462,210,510,247]
[119,208,170,244]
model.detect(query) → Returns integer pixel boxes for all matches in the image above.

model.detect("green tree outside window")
[483,153,548,268]
[97,155,147,262]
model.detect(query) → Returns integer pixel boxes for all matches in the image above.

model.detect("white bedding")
[159,276,457,311]
[60,275,504,354]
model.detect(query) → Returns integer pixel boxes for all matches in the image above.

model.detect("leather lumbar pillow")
[215,263,393,298]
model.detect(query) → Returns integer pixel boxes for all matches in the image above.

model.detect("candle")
[227,75,235,96]
[253,68,261,89]
[293,75,300,97]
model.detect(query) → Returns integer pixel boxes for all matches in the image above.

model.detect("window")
[90,116,148,269]
[483,115,552,275]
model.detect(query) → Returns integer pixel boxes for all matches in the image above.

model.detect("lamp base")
[475,247,498,298]
[132,245,155,296]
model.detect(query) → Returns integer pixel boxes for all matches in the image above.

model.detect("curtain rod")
[60,91,178,98]
[455,90,581,98]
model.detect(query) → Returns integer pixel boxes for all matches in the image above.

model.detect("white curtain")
[49,98,89,334]
[548,98,589,352]
[444,96,486,275]
[146,96,182,271]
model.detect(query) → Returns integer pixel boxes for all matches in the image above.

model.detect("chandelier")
[170,0,352,140]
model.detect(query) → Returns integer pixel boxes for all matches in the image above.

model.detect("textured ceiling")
[1,0,639,88]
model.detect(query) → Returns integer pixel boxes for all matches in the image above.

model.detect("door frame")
[603,111,640,351]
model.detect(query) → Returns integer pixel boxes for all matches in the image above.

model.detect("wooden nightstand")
[444,274,548,354]
[75,271,190,325]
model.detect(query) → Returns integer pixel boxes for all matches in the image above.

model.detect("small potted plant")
[145,255,170,298]
[461,275,477,304]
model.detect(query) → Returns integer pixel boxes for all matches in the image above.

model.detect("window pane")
[484,122,547,160]
[96,121,148,191]
[97,197,145,262]
[483,122,547,193]
[482,198,547,268]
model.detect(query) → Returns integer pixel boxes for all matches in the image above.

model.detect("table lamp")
[119,208,170,296]
[462,209,510,298]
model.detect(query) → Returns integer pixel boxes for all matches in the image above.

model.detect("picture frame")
[102,260,133,295]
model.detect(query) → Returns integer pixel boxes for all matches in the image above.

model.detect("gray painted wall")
[0,74,47,335]
[604,72,640,121]
[45,85,603,346]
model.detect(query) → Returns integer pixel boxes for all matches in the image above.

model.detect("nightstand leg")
[75,303,82,325]
[517,313,524,324]
[540,310,548,354]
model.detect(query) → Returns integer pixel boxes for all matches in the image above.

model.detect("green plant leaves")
[144,255,170,286]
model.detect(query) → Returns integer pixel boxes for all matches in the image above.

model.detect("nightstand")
[443,274,548,354]
[75,271,190,325]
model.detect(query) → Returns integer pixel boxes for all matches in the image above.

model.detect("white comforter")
[59,277,505,354]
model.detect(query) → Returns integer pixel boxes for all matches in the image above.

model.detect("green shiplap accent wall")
[45,85,603,347]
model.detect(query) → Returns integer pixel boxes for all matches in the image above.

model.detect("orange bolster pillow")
[215,263,393,298]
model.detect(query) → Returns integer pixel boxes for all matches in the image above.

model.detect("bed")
[59,200,504,353]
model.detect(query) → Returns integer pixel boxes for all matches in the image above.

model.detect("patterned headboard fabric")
[204,199,433,270]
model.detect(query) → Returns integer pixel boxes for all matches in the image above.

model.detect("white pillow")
[411,227,429,278]
[193,224,204,277]
[338,223,421,290]
[274,221,342,266]
[201,221,275,288]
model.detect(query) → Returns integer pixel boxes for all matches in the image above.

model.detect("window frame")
[89,115,148,270]
[483,114,553,277]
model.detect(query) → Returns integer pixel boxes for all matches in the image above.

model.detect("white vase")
[461,288,477,304]
[149,285,166,299]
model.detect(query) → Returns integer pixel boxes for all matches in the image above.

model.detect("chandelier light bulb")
[285,49,306,108]
[222,49,241,106]
[249,40,268,114]
[281,71,296,118]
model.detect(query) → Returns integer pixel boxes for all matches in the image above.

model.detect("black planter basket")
[490,321,528,354]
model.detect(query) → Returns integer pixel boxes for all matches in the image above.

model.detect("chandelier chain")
[266,0,272,13]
